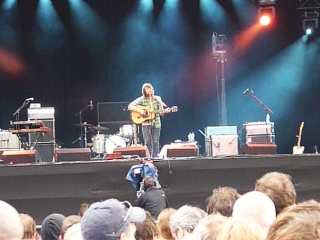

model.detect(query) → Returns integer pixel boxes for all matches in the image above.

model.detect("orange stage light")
[260,15,272,26]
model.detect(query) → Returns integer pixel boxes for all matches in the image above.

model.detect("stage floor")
[1,153,320,224]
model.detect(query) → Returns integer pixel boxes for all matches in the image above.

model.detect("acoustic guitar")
[293,122,305,155]
[131,105,178,124]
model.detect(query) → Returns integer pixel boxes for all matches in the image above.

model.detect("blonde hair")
[217,218,264,240]
[157,208,176,240]
[20,214,37,239]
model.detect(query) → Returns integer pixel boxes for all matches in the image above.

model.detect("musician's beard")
[144,91,153,98]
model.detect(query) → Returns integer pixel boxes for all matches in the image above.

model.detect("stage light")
[302,11,319,36]
[258,7,275,27]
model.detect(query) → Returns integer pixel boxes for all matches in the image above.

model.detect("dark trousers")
[142,125,161,157]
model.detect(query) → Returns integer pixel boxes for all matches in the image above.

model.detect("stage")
[1,153,320,224]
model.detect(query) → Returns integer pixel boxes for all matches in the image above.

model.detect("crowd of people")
[2,171,320,240]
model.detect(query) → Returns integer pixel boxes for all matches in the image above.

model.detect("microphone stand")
[75,103,92,148]
[12,99,32,149]
[246,89,273,122]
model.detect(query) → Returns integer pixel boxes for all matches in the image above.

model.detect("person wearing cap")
[41,213,66,240]
[81,198,146,240]
[128,83,169,158]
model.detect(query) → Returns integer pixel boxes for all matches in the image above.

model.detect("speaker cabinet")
[2,150,41,164]
[159,144,199,158]
[54,148,91,162]
[34,143,54,162]
[113,146,150,158]
[211,135,238,156]
[240,143,277,155]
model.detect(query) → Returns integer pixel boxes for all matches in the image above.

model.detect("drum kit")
[75,123,135,156]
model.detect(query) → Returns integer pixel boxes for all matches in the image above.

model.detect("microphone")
[212,32,217,54]
[25,97,34,101]
[90,100,93,110]
[243,88,249,95]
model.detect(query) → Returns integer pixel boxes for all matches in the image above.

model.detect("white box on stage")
[211,135,238,156]
[244,122,274,135]
[0,131,20,149]
[205,126,237,156]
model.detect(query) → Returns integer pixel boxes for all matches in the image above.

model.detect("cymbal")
[75,123,93,127]
[90,126,109,131]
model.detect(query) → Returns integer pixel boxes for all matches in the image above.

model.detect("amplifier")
[244,122,274,135]
[246,134,275,143]
[210,135,238,156]
[205,126,237,156]
[0,131,20,149]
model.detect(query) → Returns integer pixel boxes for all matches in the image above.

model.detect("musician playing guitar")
[128,83,170,158]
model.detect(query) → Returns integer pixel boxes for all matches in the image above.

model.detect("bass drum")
[92,134,106,154]
[105,135,126,154]
[119,124,133,138]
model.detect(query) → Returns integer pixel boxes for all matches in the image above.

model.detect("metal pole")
[219,53,227,126]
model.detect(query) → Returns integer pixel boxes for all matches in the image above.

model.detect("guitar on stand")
[293,122,305,155]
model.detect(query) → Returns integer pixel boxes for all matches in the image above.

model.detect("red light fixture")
[258,7,275,27]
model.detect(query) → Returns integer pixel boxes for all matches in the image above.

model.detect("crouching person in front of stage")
[81,198,146,240]
[135,177,169,220]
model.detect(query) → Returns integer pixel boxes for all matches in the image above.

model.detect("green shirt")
[128,96,164,128]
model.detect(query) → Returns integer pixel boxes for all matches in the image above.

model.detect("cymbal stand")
[72,128,92,146]
[75,103,92,148]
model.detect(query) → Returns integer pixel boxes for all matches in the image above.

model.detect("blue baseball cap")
[81,199,146,240]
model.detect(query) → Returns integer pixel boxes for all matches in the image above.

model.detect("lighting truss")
[258,0,276,6]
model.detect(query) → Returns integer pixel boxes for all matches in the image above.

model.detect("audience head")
[192,213,228,240]
[206,186,241,217]
[255,171,296,215]
[266,200,320,240]
[157,208,176,240]
[135,211,157,240]
[59,215,81,240]
[81,198,146,240]
[232,191,276,238]
[41,213,66,240]
[79,203,90,217]
[169,205,203,240]
[0,200,23,240]
[64,223,83,240]
[144,177,155,190]
[216,218,264,240]
[20,213,38,240]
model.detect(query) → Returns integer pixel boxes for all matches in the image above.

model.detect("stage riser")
[0,155,320,225]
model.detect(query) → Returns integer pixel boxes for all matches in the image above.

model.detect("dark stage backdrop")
[0,0,319,154]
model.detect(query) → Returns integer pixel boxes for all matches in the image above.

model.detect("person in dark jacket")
[135,177,168,219]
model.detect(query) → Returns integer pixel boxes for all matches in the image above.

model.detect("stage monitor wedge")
[240,143,277,155]
[159,144,199,158]
[54,148,91,162]
[113,146,150,158]
[2,150,41,164]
